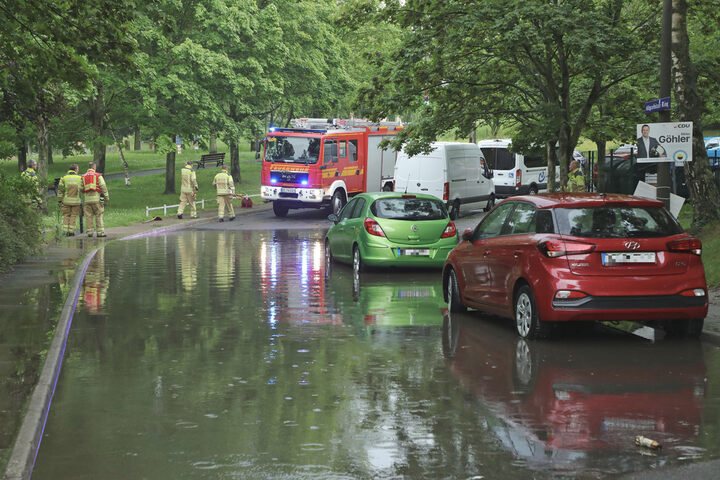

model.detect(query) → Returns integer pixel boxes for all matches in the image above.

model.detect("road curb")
[3,247,100,480]
[701,330,720,346]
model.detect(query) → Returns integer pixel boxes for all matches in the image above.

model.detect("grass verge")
[30,145,261,230]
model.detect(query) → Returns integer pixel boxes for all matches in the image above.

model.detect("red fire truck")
[260,118,403,217]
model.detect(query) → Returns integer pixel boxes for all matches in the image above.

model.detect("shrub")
[0,173,42,272]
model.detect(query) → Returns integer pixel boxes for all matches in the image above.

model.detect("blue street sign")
[644,97,671,114]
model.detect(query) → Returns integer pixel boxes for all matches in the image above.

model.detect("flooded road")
[29,224,720,479]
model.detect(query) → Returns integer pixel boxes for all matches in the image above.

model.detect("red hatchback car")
[443,193,708,339]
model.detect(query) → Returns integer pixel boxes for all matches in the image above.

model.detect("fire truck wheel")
[273,201,289,217]
[331,190,346,215]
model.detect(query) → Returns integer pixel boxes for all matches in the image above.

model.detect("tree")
[671,0,720,230]
[354,0,660,188]
[0,0,136,179]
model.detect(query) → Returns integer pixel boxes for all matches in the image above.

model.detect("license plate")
[398,248,430,256]
[398,288,432,298]
[602,252,656,265]
[280,187,296,193]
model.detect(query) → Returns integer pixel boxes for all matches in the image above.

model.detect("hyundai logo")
[624,241,640,250]
[410,224,418,232]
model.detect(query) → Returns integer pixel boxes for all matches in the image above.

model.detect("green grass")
[25,141,262,229]
[700,222,720,286]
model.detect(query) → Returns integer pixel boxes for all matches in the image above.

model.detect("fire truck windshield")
[265,136,321,164]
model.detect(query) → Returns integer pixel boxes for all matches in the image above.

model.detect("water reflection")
[325,260,445,327]
[26,231,720,479]
[177,233,198,291]
[80,247,109,315]
[442,310,709,474]
[259,231,328,325]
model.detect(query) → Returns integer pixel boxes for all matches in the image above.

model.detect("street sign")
[636,122,693,163]
[644,97,671,114]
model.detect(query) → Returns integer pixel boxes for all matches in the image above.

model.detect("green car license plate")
[397,248,430,256]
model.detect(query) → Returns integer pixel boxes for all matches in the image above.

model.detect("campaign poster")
[636,122,693,163]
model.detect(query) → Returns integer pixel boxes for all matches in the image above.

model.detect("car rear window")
[480,147,515,171]
[371,197,448,221]
[555,206,683,238]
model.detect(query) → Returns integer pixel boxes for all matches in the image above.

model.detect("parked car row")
[391,139,551,221]
[325,191,708,341]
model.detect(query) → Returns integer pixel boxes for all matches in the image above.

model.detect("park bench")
[195,152,225,169]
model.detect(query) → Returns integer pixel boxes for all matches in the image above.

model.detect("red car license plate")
[602,252,656,265]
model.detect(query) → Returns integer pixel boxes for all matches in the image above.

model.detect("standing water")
[30,230,720,479]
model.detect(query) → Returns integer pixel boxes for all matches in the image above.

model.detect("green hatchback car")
[325,192,458,270]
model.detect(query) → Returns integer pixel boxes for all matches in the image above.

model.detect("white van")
[393,142,495,219]
[477,139,548,197]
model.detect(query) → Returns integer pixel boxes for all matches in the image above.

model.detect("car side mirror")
[328,214,339,224]
[462,228,473,242]
[487,169,493,178]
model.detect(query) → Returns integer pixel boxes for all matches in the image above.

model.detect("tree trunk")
[230,140,241,184]
[94,143,107,174]
[36,115,49,180]
[209,133,217,153]
[91,84,107,173]
[134,126,141,150]
[47,131,53,165]
[17,142,27,172]
[547,141,558,192]
[165,148,176,194]
[557,124,571,190]
[595,139,607,192]
[671,0,720,230]
[109,125,132,186]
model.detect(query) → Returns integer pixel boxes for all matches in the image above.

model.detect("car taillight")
[538,239,596,257]
[364,218,386,237]
[667,237,702,255]
[515,169,522,187]
[441,221,457,238]
[443,182,449,201]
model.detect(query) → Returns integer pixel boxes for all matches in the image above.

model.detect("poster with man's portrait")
[636,122,693,163]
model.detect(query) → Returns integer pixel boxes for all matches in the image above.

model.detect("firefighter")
[177,160,199,219]
[567,160,586,193]
[57,164,82,236]
[212,165,235,222]
[82,162,110,237]
[21,159,43,208]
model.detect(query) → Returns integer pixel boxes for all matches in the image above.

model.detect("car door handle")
[513,250,522,258]
[483,250,490,258]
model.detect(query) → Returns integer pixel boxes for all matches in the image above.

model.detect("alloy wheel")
[516,292,532,337]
